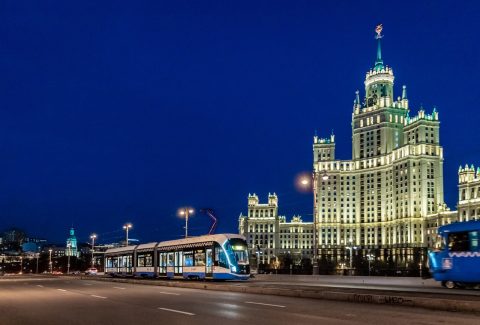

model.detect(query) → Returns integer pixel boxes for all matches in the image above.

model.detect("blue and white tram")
[428,220,480,289]
[105,234,250,280]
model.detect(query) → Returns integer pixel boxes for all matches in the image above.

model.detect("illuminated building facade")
[458,165,480,221]
[65,227,79,257]
[238,193,313,266]
[313,25,446,266]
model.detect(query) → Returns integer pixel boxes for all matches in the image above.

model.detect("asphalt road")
[1,276,479,325]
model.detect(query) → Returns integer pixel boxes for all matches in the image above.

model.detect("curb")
[82,276,480,314]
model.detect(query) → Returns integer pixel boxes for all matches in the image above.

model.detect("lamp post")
[123,223,132,246]
[20,256,23,275]
[90,234,97,268]
[66,243,71,275]
[346,239,357,274]
[179,208,194,238]
[300,170,328,275]
[36,252,40,274]
[48,249,52,273]
[366,253,375,276]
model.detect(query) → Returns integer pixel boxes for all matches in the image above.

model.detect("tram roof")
[105,233,246,254]
[438,220,480,234]
[105,245,138,254]
[158,233,244,248]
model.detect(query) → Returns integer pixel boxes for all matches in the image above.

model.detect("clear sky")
[1,1,479,244]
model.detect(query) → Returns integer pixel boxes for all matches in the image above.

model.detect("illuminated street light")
[66,242,71,274]
[123,223,132,246]
[366,253,375,276]
[36,252,40,274]
[346,239,358,274]
[298,170,328,275]
[90,233,97,267]
[48,249,53,273]
[179,208,194,238]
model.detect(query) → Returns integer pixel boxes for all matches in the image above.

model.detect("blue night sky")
[1,1,479,244]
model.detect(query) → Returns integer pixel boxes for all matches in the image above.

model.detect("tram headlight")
[231,266,237,273]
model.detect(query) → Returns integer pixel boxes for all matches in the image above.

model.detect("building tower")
[65,227,79,257]
[313,25,445,271]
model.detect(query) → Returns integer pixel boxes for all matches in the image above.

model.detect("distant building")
[458,165,480,221]
[238,193,313,266]
[65,227,79,257]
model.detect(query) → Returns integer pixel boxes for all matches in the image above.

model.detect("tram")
[105,233,250,280]
[428,220,480,288]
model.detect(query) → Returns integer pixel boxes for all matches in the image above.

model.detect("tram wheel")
[443,280,456,289]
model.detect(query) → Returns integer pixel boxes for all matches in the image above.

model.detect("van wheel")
[443,281,456,289]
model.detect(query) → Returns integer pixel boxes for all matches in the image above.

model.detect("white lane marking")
[245,301,286,308]
[91,295,107,299]
[113,286,126,290]
[158,308,195,316]
[36,285,44,288]
[158,291,180,295]
[57,289,67,292]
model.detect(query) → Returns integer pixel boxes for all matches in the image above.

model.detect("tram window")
[194,250,206,266]
[159,253,166,266]
[106,257,114,268]
[470,231,480,252]
[145,254,153,267]
[137,254,145,267]
[184,251,194,267]
[215,247,228,268]
[448,232,469,252]
[167,253,174,266]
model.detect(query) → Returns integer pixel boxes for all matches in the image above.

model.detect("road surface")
[0,276,479,325]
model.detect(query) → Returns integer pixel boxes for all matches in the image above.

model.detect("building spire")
[402,85,407,99]
[374,24,384,71]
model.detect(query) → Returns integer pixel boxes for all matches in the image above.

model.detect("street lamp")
[299,170,328,275]
[346,239,357,274]
[66,242,71,275]
[36,252,40,274]
[366,253,375,276]
[90,234,97,268]
[123,223,132,246]
[48,249,53,273]
[179,208,194,238]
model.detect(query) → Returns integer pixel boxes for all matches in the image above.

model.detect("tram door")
[205,248,213,278]
[166,252,174,279]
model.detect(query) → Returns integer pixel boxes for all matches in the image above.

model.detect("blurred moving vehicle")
[85,268,98,275]
[428,220,480,289]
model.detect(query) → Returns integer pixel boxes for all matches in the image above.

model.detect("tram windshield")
[433,234,446,251]
[229,238,249,264]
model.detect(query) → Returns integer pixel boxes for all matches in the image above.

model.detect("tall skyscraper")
[314,25,445,266]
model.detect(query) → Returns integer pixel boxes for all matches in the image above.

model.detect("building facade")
[238,193,313,268]
[313,26,446,266]
[458,165,480,221]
